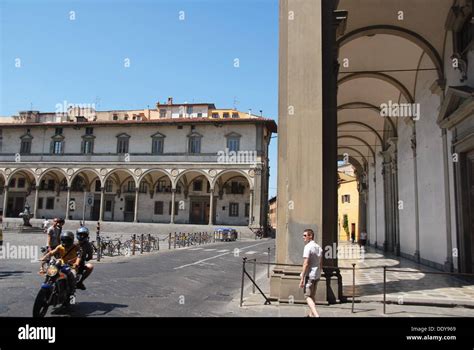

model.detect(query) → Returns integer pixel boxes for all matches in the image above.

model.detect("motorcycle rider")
[75,226,94,290]
[41,231,79,294]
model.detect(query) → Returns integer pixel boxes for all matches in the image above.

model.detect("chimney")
[167,97,173,105]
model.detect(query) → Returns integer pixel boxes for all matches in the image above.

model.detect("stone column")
[99,187,105,221]
[170,189,176,224]
[249,189,254,226]
[133,189,139,223]
[3,186,9,217]
[65,187,71,220]
[411,130,420,262]
[33,187,40,219]
[208,188,214,226]
[272,0,344,304]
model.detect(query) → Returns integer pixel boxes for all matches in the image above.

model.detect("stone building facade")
[0,101,277,228]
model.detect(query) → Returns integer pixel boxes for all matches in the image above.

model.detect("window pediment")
[225,132,242,138]
[438,86,474,130]
[151,131,166,138]
[187,131,203,138]
[51,134,65,141]
[20,132,33,140]
[116,133,131,139]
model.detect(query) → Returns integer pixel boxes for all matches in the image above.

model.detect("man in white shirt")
[299,228,323,317]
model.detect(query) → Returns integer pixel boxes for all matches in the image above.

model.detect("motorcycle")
[33,257,80,318]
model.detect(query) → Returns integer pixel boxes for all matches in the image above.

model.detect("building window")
[168,201,179,215]
[212,113,219,118]
[159,109,167,118]
[152,137,164,154]
[186,106,193,115]
[342,194,350,203]
[17,178,26,188]
[105,200,112,212]
[55,127,63,135]
[85,127,93,135]
[20,139,32,154]
[105,179,113,193]
[188,135,201,154]
[139,182,148,193]
[156,180,170,193]
[154,201,164,215]
[46,197,55,210]
[117,134,130,154]
[197,113,203,118]
[82,138,94,154]
[113,114,118,120]
[232,112,239,118]
[9,178,16,188]
[193,180,202,192]
[223,112,230,118]
[127,181,136,192]
[95,180,101,192]
[52,140,64,154]
[38,198,43,210]
[229,203,239,217]
[40,179,56,191]
[230,181,245,194]
[71,177,85,192]
[245,203,250,217]
[227,137,240,152]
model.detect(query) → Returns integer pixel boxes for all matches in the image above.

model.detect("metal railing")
[239,256,474,314]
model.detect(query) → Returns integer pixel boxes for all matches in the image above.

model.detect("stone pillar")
[170,189,176,224]
[65,187,71,220]
[209,188,214,226]
[411,130,421,262]
[99,187,105,221]
[33,187,40,219]
[252,169,262,227]
[272,0,344,304]
[2,186,8,217]
[249,189,254,226]
[133,189,139,223]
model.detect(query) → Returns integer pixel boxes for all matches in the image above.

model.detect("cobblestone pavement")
[337,242,474,307]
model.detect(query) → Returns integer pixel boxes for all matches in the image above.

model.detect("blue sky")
[0,0,279,198]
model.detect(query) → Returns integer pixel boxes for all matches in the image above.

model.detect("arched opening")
[69,169,102,221]
[213,170,253,226]
[4,169,36,218]
[103,169,137,222]
[175,170,213,225]
[136,170,174,223]
[36,169,68,220]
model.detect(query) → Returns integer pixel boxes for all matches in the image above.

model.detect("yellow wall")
[338,175,359,242]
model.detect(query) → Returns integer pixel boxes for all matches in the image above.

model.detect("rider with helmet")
[41,230,79,294]
[75,226,94,290]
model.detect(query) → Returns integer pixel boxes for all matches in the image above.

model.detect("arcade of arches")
[275,0,473,303]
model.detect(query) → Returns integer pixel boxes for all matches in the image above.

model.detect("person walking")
[299,228,323,317]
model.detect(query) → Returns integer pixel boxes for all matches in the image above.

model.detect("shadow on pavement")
[0,271,31,279]
[50,302,128,317]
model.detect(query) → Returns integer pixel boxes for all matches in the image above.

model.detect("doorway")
[189,197,211,224]
[124,198,135,222]
[6,195,25,218]
[91,199,100,221]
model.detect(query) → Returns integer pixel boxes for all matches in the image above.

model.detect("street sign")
[86,193,94,207]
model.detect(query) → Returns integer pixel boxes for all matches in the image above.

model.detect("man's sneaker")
[76,282,86,290]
